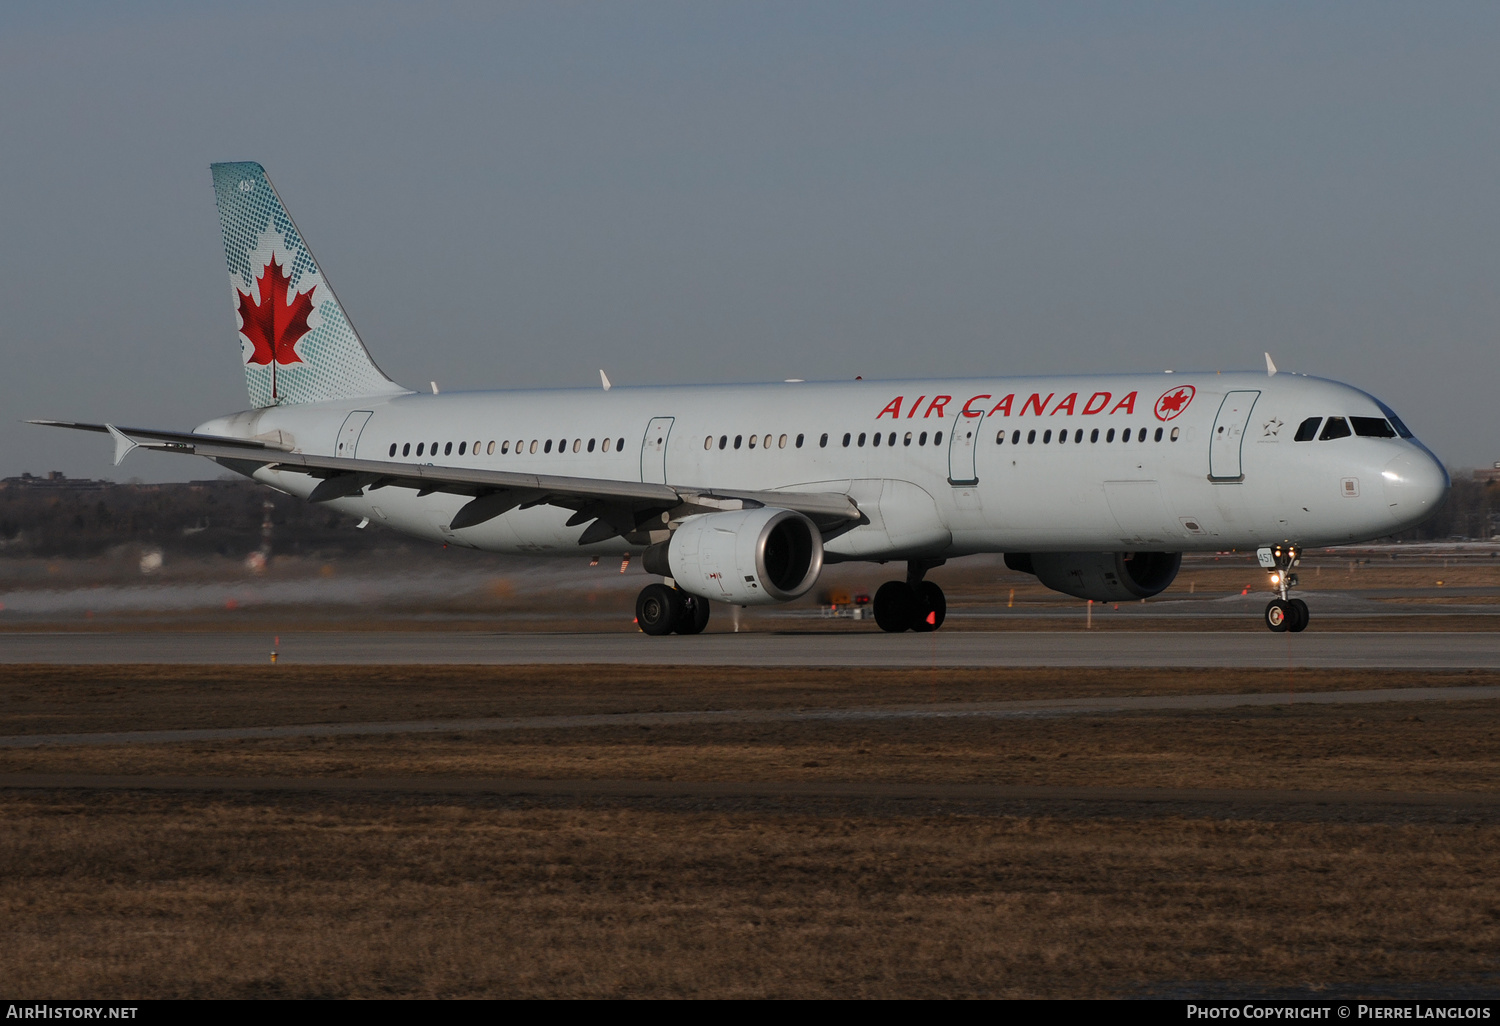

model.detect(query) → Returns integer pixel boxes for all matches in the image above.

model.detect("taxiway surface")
[0,630,1496,667]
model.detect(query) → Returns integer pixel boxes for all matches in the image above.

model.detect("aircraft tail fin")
[210,162,408,408]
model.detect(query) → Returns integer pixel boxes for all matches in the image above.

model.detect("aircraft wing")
[30,420,863,544]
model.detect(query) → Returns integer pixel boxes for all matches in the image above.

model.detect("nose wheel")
[1259,545,1309,633]
[1264,597,1309,633]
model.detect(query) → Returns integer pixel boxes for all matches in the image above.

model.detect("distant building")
[0,471,107,491]
[1474,462,1500,484]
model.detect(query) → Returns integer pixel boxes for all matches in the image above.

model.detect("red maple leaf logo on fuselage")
[1153,385,1195,421]
[238,255,315,370]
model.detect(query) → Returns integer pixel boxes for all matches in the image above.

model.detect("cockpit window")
[1319,417,1352,441]
[1372,398,1415,438]
[1294,417,1321,442]
[1350,416,1397,438]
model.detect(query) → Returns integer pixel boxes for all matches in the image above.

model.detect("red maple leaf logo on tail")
[237,255,315,375]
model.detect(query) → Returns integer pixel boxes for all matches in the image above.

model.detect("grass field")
[2,664,1499,997]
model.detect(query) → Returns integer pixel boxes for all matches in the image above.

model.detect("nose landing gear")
[1259,544,1309,633]
[873,559,947,633]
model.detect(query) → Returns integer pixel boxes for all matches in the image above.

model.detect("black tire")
[1287,598,1309,633]
[637,583,683,636]
[673,592,711,635]
[911,581,947,632]
[873,581,917,633]
[1264,599,1290,633]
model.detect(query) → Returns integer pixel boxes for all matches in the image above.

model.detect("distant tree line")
[0,477,384,559]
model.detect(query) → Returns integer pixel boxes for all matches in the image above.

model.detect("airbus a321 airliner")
[35,162,1450,635]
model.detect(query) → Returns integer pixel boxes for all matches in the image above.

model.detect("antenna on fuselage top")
[600,370,612,391]
[1265,353,1278,377]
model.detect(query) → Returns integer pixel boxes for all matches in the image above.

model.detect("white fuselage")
[198,371,1449,561]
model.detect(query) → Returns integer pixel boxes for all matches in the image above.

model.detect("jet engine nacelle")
[648,507,824,606]
[1006,551,1182,602]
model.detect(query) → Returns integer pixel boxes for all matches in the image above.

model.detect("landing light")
[1269,573,1281,585]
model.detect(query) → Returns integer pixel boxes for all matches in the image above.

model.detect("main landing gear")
[873,559,947,634]
[1259,543,1309,634]
[636,583,711,636]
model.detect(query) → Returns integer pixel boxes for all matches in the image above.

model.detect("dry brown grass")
[3,663,1499,997]
[4,697,1498,795]
[1,797,1497,998]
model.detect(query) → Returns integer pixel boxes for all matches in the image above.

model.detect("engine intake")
[648,507,823,605]
[1010,551,1181,602]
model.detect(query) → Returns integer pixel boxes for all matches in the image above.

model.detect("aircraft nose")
[1382,450,1449,526]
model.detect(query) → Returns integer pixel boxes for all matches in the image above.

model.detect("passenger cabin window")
[388,443,396,457]
[933,431,943,445]
[734,435,743,449]
[1351,417,1397,438]
[842,433,851,447]
[458,442,466,455]
[819,433,828,447]
[1090,429,1098,443]
[587,439,595,452]
[920,432,929,445]
[796,434,805,448]
[416,443,425,456]
[1319,417,1352,441]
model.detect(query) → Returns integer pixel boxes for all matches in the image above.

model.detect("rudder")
[211,162,407,408]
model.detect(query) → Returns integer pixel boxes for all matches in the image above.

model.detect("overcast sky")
[3,1,1497,481]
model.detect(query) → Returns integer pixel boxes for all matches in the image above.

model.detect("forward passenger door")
[1208,391,1260,482]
